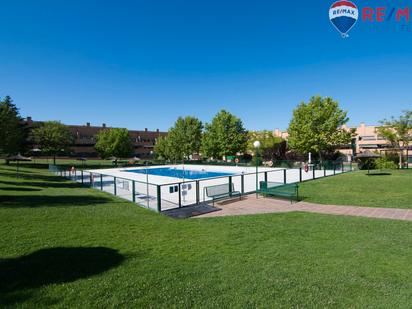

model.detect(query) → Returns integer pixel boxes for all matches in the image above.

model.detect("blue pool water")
[125,167,234,180]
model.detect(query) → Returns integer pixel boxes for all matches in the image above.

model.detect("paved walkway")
[191,195,412,221]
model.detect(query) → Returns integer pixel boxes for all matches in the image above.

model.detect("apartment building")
[25,117,167,158]
[274,123,412,162]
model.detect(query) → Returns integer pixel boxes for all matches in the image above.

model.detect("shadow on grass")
[0,180,82,189]
[366,173,392,176]
[0,169,35,174]
[0,247,125,304]
[0,172,65,182]
[0,187,42,192]
[0,195,117,208]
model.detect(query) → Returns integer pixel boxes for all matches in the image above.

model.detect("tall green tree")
[378,110,412,168]
[248,130,286,161]
[0,96,26,157]
[95,128,133,159]
[202,110,248,160]
[287,96,351,161]
[32,121,73,165]
[164,116,203,160]
[154,136,171,160]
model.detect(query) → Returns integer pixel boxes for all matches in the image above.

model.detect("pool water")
[125,167,234,180]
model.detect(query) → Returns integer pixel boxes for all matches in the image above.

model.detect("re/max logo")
[362,7,410,22]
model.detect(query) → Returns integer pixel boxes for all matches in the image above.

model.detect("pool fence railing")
[49,161,356,213]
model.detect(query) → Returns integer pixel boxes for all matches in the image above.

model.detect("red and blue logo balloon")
[329,1,359,37]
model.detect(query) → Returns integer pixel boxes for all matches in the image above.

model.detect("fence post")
[283,169,287,184]
[350,162,353,171]
[324,164,326,177]
[100,174,103,190]
[113,177,117,195]
[132,181,136,203]
[178,183,182,208]
[333,164,336,175]
[264,172,268,183]
[229,176,233,197]
[241,174,245,194]
[196,181,200,205]
[312,165,316,179]
[157,185,161,212]
[81,170,84,184]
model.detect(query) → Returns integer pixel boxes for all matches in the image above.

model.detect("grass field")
[300,169,412,208]
[1,165,412,308]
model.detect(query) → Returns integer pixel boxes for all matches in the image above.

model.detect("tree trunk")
[399,151,402,169]
[318,150,323,168]
[53,155,56,165]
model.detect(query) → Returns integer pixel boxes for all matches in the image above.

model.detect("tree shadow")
[0,195,117,208]
[0,247,125,304]
[0,169,35,174]
[0,172,66,182]
[0,180,82,189]
[0,187,42,192]
[366,173,392,176]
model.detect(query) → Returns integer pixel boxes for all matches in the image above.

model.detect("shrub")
[375,157,398,170]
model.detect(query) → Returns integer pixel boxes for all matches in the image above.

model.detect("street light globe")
[253,140,261,149]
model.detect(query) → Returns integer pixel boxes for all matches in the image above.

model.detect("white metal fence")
[50,162,354,212]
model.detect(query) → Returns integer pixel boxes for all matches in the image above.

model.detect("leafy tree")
[95,128,133,160]
[0,96,26,157]
[167,116,203,160]
[202,110,248,160]
[378,110,412,168]
[287,96,351,161]
[32,121,73,165]
[247,130,286,161]
[154,136,171,160]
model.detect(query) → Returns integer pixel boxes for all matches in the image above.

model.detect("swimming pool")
[125,167,235,180]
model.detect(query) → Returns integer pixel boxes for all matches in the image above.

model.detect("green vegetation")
[287,96,352,160]
[1,165,412,307]
[155,116,203,160]
[154,110,248,161]
[0,96,26,156]
[300,169,412,208]
[94,128,133,159]
[32,121,73,165]
[375,156,398,170]
[378,110,412,168]
[247,130,286,162]
[202,110,248,160]
[0,158,112,168]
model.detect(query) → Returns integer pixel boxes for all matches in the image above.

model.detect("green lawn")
[1,165,412,308]
[300,169,412,208]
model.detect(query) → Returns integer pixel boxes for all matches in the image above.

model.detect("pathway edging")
[194,196,412,221]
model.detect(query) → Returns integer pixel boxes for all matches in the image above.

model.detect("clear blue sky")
[1,0,411,131]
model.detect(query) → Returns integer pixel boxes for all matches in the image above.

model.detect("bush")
[384,151,400,165]
[375,157,398,170]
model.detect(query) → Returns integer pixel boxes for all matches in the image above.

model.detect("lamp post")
[146,150,154,208]
[253,140,261,197]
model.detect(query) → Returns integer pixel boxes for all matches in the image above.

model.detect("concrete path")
[194,195,412,221]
